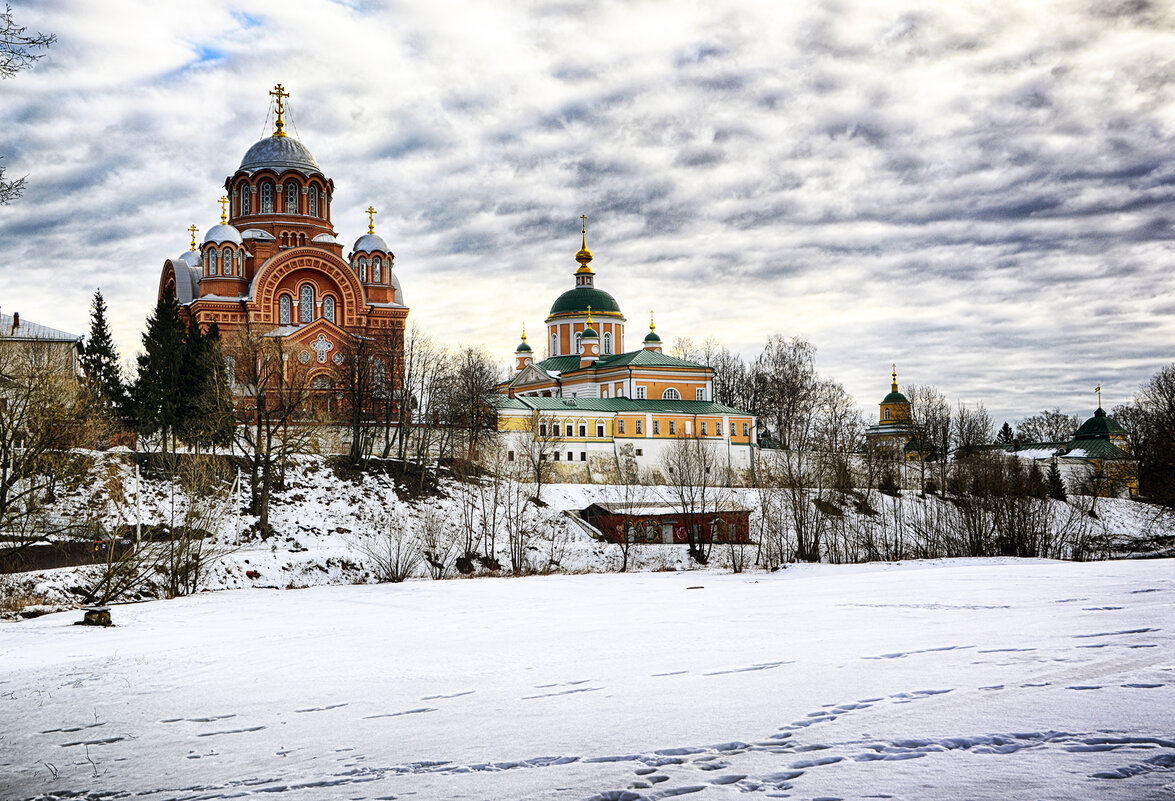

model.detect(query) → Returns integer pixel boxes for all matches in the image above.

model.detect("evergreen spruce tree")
[1026,460,1047,498]
[178,318,234,451]
[996,421,1015,444]
[1047,459,1067,501]
[79,289,126,415]
[131,285,187,453]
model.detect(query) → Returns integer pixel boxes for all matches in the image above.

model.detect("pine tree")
[131,286,187,453]
[178,319,234,451]
[79,289,126,416]
[1047,459,1067,501]
[1026,460,1047,499]
[996,421,1015,444]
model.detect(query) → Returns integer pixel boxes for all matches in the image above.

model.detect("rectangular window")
[554,452,560,461]
[508,451,515,461]
[636,420,643,435]
[653,421,660,435]
[635,448,643,456]
[636,386,646,399]
[578,424,586,437]
[669,421,676,435]
[566,424,574,437]
[743,423,749,436]
[701,422,708,435]
[716,422,722,436]
[696,388,705,401]
[568,451,574,462]
[580,452,586,462]
[617,420,625,435]
[596,423,605,438]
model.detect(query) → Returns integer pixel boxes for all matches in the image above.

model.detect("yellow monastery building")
[493,223,758,482]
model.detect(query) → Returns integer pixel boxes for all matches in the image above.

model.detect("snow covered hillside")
[2,559,1173,800]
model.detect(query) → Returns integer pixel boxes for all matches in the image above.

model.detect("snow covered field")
[2,558,1173,800]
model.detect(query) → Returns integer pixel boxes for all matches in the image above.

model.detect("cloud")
[1,0,1174,422]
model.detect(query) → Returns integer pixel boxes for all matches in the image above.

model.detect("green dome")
[644,330,662,343]
[548,286,622,317]
[516,341,532,353]
[1074,408,1125,439]
[581,326,599,339]
[882,391,909,404]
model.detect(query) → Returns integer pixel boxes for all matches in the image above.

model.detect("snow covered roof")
[0,312,81,342]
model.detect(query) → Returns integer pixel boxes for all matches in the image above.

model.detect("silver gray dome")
[239,135,321,175]
[178,250,202,268]
[204,224,243,245]
[353,233,390,253]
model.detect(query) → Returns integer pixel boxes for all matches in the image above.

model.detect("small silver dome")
[353,233,390,253]
[204,224,243,245]
[312,233,339,244]
[178,250,202,268]
[239,136,321,175]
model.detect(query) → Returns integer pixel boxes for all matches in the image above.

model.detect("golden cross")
[366,206,377,234]
[270,83,290,137]
[521,323,527,343]
[218,196,228,224]
[649,310,655,331]
[587,305,593,326]
[1096,384,1102,408]
[188,224,198,251]
[581,214,587,234]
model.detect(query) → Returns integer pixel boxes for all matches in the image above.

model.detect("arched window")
[298,233,305,246]
[224,355,236,388]
[241,185,251,215]
[203,250,210,274]
[236,252,243,276]
[322,295,336,323]
[603,332,612,354]
[373,257,382,283]
[323,192,329,218]
[565,423,573,437]
[578,424,587,437]
[280,232,289,247]
[285,183,298,214]
[222,248,231,275]
[539,422,547,436]
[279,295,291,325]
[359,257,368,282]
[551,332,558,355]
[261,182,273,213]
[373,358,386,395]
[662,388,681,400]
[575,332,582,354]
[299,284,315,323]
[884,409,891,421]
[308,186,318,217]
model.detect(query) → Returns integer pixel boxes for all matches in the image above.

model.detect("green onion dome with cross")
[545,217,626,358]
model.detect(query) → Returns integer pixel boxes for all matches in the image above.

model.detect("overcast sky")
[2,0,1174,424]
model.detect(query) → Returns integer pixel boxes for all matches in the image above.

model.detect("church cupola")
[349,207,397,304]
[515,325,534,373]
[879,364,911,424]
[574,215,594,288]
[579,307,601,368]
[201,197,246,283]
[642,311,662,352]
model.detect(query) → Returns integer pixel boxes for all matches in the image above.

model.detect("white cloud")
[2,0,1174,422]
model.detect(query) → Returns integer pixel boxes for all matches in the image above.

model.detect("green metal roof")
[548,286,622,317]
[1061,437,1133,461]
[1074,407,1126,439]
[535,349,708,374]
[493,396,751,416]
[516,341,532,352]
[881,391,909,404]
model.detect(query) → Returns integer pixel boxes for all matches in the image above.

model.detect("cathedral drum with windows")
[157,85,407,399]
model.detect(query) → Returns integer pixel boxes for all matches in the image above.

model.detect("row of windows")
[352,256,389,284]
[535,418,750,438]
[539,422,607,438]
[278,284,338,325]
[203,247,243,277]
[567,331,615,355]
[235,182,330,218]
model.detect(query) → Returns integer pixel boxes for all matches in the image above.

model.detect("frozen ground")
[2,558,1173,800]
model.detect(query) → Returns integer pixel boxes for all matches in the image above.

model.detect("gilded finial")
[586,305,593,326]
[270,83,290,138]
[1096,384,1102,408]
[521,323,527,343]
[575,214,593,269]
[218,196,228,224]
[650,310,656,331]
[365,206,377,234]
[188,224,198,251]
[892,363,898,393]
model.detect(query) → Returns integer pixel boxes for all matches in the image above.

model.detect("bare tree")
[517,409,559,501]
[442,346,501,460]
[335,330,378,467]
[606,444,651,572]
[661,434,728,564]
[1,4,55,204]
[418,506,456,579]
[1016,409,1081,444]
[355,504,422,582]
[953,402,993,459]
[229,327,314,536]
[906,383,951,495]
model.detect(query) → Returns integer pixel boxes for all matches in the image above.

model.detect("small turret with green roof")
[643,311,662,352]
[879,364,911,425]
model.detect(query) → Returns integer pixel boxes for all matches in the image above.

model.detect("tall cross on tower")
[366,206,377,234]
[218,196,228,224]
[1096,384,1102,408]
[188,224,199,251]
[270,83,290,138]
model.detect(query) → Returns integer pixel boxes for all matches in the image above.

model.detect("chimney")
[12,312,18,330]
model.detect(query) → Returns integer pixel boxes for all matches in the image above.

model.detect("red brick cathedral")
[157,85,407,373]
